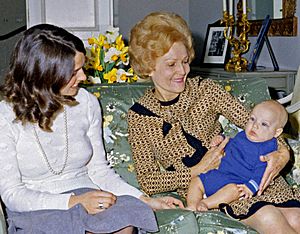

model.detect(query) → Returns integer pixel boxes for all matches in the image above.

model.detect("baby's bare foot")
[186,205,197,211]
[197,201,208,211]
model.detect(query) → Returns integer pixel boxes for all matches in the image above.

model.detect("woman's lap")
[220,176,300,220]
[6,188,158,234]
[242,205,300,233]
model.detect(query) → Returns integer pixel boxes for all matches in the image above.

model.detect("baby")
[187,100,288,211]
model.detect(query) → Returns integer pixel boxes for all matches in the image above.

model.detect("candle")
[243,0,247,14]
[229,0,233,15]
[223,0,227,12]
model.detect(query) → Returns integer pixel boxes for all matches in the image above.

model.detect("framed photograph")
[201,22,230,67]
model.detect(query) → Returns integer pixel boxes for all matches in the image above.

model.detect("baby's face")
[245,104,281,142]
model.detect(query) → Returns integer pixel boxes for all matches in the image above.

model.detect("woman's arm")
[0,106,72,212]
[139,195,184,210]
[206,79,250,128]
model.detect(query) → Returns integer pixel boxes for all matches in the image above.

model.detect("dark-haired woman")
[0,24,183,234]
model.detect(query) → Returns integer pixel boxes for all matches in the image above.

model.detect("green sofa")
[82,76,300,234]
[0,76,298,234]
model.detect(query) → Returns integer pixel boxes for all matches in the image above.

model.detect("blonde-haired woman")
[128,11,300,233]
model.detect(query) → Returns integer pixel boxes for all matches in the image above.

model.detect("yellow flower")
[84,27,139,83]
[111,54,119,62]
[90,46,96,57]
[88,37,95,45]
[132,74,139,81]
[120,47,129,65]
[120,74,127,81]
[103,68,118,83]
[98,34,106,46]
[116,69,132,83]
[120,53,127,63]
[116,35,125,51]
[128,67,134,74]
[96,64,103,71]
[104,43,110,50]
[105,47,120,63]
[93,57,101,70]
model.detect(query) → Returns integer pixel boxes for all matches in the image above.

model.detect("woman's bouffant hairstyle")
[129,11,195,79]
[1,24,86,131]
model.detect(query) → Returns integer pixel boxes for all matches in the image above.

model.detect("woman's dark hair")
[1,24,86,131]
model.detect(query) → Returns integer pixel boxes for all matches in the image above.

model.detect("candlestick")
[229,0,233,15]
[243,0,246,14]
[223,0,250,72]
[223,0,227,12]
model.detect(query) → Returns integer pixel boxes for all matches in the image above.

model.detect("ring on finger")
[98,202,104,209]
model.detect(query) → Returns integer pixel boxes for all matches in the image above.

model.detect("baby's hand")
[210,135,225,147]
[237,184,253,199]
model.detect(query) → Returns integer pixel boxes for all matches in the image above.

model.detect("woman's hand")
[69,190,117,214]
[258,145,290,195]
[191,137,229,177]
[209,135,225,147]
[140,195,184,211]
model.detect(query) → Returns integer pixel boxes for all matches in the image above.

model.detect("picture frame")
[201,21,231,68]
[247,15,279,71]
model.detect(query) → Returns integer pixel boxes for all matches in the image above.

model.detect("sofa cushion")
[83,82,153,189]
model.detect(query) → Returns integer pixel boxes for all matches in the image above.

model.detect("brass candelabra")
[222,2,251,72]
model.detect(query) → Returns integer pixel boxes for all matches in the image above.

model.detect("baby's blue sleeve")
[245,162,267,195]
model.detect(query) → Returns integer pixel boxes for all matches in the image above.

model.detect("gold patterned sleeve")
[127,110,191,196]
[277,136,289,149]
[204,79,250,128]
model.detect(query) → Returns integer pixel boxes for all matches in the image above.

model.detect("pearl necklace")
[33,107,69,175]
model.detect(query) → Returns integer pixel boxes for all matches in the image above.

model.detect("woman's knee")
[280,208,300,232]
[249,205,282,224]
[242,205,292,233]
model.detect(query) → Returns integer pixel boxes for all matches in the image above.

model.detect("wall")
[115,0,189,39]
[115,0,300,70]
[189,0,223,65]
[257,0,300,70]
[0,0,26,84]
[1,0,299,84]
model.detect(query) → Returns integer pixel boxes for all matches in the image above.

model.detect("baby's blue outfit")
[199,131,277,196]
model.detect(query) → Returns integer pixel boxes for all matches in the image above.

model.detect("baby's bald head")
[254,100,288,129]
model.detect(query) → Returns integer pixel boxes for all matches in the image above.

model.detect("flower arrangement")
[84,26,138,84]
